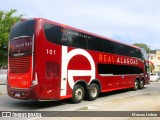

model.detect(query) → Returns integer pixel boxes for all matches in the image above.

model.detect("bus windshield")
[140,48,148,60]
[9,19,35,57]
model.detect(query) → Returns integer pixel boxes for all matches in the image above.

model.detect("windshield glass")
[9,19,35,40]
[141,48,148,60]
[9,19,35,57]
[9,37,32,57]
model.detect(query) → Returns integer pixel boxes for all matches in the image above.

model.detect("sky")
[1,0,160,50]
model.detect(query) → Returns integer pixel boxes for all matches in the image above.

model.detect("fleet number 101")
[46,49,55,55]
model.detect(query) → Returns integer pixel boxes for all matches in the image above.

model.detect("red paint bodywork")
[7,18,150,100]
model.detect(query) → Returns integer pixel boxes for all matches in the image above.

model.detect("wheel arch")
[74,80,88,92]
[73,79,102,93]
[141,77,145,83]
[136,77,140,82]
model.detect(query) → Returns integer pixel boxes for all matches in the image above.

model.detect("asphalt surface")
[0,82,160,120]
[0,70,7,84]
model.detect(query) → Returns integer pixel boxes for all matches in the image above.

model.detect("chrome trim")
[11,36,30,40]
[8,39,10,84]
[9,87,29,90]
[99,74,143,77]
[13,53,25,57]
[31,35,35,85]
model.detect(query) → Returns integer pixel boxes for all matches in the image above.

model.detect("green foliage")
[133,43,150,53]
[0,9,23,68]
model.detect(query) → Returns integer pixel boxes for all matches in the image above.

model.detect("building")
[149,49,160,73]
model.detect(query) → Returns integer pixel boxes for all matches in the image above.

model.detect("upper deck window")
[9,19,35,40]
[43,23,63,45]
[43,22,143,60]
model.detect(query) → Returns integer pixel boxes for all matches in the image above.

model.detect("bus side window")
[43,23,64,45]
[88,37,103,52]
[102,40,115,54]
[68,34,88,49]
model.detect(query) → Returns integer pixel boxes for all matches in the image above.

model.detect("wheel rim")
[140,81,144,88]
[135,81,138,89]
[75,88,83,100]
[91,86,98,98]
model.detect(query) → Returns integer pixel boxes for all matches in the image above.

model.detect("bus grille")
[9,56,31,73]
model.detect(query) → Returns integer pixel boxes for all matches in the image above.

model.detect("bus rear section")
[7,19,38,99]
[7,19,62,100]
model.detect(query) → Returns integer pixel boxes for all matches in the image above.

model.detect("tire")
[139,80,144,89]
[72,84,84,103]
[87,83,99,101]
[133,79,139,90]
[156,79,159,82]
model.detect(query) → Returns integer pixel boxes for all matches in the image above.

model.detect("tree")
[133,43,150,53]
[0,9,23,68]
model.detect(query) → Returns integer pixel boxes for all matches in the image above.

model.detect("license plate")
[15,93,20,97]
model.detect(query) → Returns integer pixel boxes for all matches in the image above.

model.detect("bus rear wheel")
[139,80,144,89]
[133,79,139,90]
[87,83,99,101]
[72,84,84,103]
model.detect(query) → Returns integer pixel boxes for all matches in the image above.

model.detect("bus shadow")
[8,87,147,110]
[8,98,72,110]
[98,87,147,98]
[99,89,130,98]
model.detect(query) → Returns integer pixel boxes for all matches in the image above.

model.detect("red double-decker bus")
[7,18,150,103]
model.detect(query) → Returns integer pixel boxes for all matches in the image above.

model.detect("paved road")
[0,82,159,111]
[0,82,160,120]
[0,70,7,84]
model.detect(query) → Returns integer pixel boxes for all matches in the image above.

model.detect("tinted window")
[43,23,63,45]
[115,43,143,59]
[43,23,142,60]
[88,37,103,52]
[129,47,142,59]
[98,64,112,74]
[43,23,88,48]
[135,49,143,59]
[9,37,32,57]
[115,43,127,55]
[98,64,143,75]
[103,40,115,54]
[9,19,35,40]
[68,32,88,49]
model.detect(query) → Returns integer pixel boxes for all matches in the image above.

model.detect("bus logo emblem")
[60,46,95,96]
